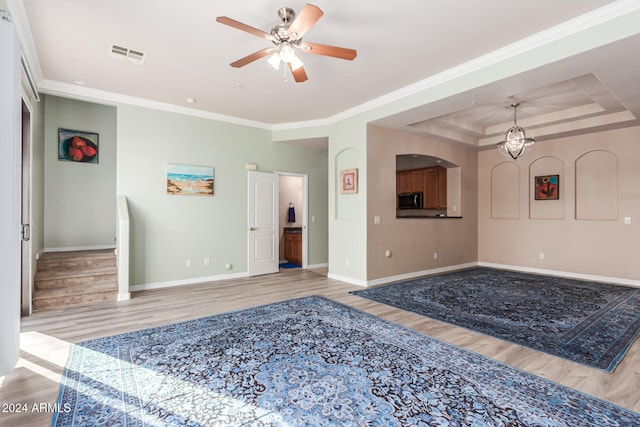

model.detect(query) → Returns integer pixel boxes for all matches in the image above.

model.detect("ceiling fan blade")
[301,42,357,60]
[230,48,274,68]
[216,16,274,41]
[287,4,323,40]
[289,64,308,83]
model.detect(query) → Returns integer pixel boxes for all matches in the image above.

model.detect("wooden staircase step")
[35,266,117,289]
[33,249,119,311]
[32,283,118,311]
[37,249,116,272]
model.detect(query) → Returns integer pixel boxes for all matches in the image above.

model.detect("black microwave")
[398,192,423,209]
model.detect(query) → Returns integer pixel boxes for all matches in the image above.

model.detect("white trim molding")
[331,261,640,289]
[478,262,640,288]
[129,271,250,293]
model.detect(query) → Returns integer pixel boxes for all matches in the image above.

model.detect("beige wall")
[366,125,478,281]
[478,126,640,282]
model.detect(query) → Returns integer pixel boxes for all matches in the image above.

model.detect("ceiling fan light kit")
[497,103,535,160]
[216,4,357,83]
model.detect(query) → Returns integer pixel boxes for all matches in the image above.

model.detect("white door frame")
[276,171,309,267]
[20,97,33,316]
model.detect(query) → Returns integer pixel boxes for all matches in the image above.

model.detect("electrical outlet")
[374,215,381,224]
[538,252,545,260]
[186,259,192,267]
[433,252,438,260]
[204,257,210,266]
[345,258,350,267]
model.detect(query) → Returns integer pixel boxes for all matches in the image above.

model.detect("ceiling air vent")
[109,44,146,65]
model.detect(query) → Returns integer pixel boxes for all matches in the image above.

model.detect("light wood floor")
[1,268,638,425]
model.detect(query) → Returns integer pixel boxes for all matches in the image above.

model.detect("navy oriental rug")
[51,296,639,426]
[352,268,640,373]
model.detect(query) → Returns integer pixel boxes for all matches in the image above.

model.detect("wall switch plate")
[186,259,192,267]
[374,215,381,224]
[624,216,632,225]
[204,257,210,266]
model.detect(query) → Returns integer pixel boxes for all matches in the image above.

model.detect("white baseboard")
[327,272,368,287]
[122,261,640,296]
[306,262,328,269]
[364,262,478,287]
[44,245,116,253]
[330,262,640,289]
[130,264,328,294]
[477,262,640,288]
[117,292,131,301]
[130,271,250,292]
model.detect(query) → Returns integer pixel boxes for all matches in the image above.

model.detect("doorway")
[277,172,308,269]
[247,171,308,276]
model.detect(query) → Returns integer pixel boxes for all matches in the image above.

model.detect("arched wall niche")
[575,150,618,220]
[335,147,360,220]
[490,162,520,219]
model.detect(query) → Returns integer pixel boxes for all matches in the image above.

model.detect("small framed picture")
[340,168,358,194]
[167,163,214,196]
[58,128,99,164]
[535,174,559,200]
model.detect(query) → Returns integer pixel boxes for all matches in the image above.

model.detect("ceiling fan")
[216,4,357,83]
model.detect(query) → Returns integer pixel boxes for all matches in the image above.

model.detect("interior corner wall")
[43,95,117,250]
[116,104,328,286]
[478,126,640,282]
[366,125,478,281]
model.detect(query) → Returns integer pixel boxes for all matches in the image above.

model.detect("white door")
[247,171,278,276]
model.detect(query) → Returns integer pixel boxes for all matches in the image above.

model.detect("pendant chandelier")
[497,103,535,160]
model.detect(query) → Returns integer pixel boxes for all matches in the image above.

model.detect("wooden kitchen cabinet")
[410,170,423,192]
[397,171,412,194]
[422,166,447,209]
[396,170,425,194]
[284,231,302,266]
[397,166,447,209]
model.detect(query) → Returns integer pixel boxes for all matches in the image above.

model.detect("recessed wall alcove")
[490,162,520,219]
[575,150,618,220]
[335,147,359,220]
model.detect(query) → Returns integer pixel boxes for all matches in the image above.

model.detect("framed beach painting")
[58,128,99,164]
[535,174,559,200]
[167,164,214,196]
[340,168,358,194]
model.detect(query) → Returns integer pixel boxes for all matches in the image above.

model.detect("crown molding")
[10,0,640,134]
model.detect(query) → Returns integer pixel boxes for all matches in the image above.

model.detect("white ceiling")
[8,0,640,148]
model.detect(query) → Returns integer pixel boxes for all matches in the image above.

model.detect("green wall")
[116,104,328,286]
[44,96,117,249]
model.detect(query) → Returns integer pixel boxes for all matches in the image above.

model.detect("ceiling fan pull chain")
[282,65,288,83]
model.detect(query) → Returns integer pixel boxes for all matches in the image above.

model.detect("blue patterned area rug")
[352,268,640,373]
[51,296,639,426]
